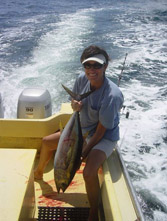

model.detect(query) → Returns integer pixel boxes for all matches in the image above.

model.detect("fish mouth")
[61,183,69,193]
[56,182,68,193]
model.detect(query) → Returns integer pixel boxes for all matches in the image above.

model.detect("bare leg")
[83,149,106,221]
[34,132,61,179]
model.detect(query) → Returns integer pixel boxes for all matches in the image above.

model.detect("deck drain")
[38,206,90,221]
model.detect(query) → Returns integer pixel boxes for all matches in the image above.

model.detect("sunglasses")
[83,62,104,69]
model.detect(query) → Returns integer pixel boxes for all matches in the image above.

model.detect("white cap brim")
[82,54,106,65]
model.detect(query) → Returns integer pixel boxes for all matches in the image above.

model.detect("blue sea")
[0,0,167,220]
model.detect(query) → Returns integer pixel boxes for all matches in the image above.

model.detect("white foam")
[119,79,167,213]
[1,9,97,118]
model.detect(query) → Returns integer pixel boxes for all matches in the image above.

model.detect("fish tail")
[62,84,78,99]
[62,84,94,101]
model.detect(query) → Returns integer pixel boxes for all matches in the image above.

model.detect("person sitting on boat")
[34,45,124,221]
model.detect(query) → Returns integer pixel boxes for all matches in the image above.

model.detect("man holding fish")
[34,45,124,221]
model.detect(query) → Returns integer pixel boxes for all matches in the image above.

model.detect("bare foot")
[34,170,43,180]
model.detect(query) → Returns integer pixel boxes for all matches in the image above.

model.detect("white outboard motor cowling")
[0,93,4,118]
[17,88,52,119]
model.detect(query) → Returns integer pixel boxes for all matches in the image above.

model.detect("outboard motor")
[0,93,4,118]
[17,88,52,119]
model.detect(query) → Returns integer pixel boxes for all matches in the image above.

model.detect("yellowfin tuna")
[54,84,94,193]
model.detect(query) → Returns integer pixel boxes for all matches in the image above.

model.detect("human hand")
[71,99,82,112]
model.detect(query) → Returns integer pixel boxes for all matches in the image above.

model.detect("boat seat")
[0,148,37,220]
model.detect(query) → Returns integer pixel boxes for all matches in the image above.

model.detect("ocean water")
[0,0,167,220]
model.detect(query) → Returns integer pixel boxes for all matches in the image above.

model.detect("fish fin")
[62,84,94,101]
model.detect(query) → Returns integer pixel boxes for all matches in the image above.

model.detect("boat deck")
[34,157,90,220]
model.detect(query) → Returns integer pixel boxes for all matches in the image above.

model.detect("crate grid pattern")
[38,207,90,221]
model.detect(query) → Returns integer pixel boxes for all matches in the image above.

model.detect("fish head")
[55,181,69,193]
[54,168,70,193]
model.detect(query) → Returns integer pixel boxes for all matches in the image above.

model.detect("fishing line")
[119,125,129,149]
[118,53,130,147]
[118,53,130,119]
[117,53,128,87]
